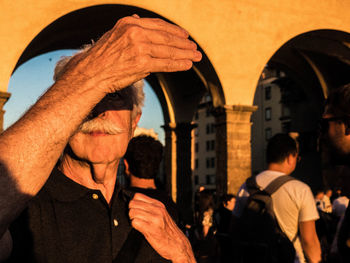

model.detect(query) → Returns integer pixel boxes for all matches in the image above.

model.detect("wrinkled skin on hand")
[60,14,202,95]
[129,193,196,263]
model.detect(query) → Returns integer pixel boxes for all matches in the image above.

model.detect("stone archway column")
[174,122,196,224]
[0,91,11,133]
[163,122,195,224]
[162,123,177,200]
[214,105,257,196]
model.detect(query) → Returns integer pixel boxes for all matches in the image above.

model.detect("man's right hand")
[60,15,202,95]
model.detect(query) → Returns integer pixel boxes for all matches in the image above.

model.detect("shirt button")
[92,193,99,200]
[113,219,119,227]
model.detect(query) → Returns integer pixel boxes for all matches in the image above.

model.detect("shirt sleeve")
[298,185,320,222]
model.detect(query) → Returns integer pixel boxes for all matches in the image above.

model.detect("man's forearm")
[301,238,321,263]
[299,220,321,263]
[0,78,106,235]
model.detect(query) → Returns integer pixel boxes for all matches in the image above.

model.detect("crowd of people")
[0,14,350,263]
[314,188,349,262]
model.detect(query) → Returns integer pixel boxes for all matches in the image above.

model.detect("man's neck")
[59,154,119,204]
[267,162,290,175]
[130,175,156,189]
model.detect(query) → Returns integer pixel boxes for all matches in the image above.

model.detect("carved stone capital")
[0,91,11,132]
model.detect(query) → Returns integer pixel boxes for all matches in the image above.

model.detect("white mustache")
[78,118,127,135]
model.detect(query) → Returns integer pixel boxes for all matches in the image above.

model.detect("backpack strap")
[245,176,260,195]
[264,175,299,243]
[264,175,295,196]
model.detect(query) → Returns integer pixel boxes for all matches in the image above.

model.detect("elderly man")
[321,84,350,262]
[0,15,201,262]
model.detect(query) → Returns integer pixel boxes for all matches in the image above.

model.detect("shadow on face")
[88,91,133,120]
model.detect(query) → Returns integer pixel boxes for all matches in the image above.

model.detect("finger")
[145,29,198,50]
[130,195,165,210]
[129,206,159,222]
[132,17,189,39]
[131,217,153,234]
[140,43,201,61]
[132,14,140,18]
[148,58,194,72]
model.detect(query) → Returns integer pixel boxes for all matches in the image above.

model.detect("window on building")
[206,175,211,185]
[211,140,215,151]
[282,105,291,118]
[206,123,215,134]
[265,107,272,121]
[195,142,199,153]
[265,86,271,100]
[206,141,210,151]
[211,123,215,133]
[206,158,210,168]
[195,159,199,169]
[265,128,272,141]
[205,175,215,185]
[211,175,216,184]
[211,157,215,168]
[194,175,199,185]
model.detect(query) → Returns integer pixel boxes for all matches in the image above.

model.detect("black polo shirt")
[7,168,169,263]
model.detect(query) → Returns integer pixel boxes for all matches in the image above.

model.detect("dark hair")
[221,194,235,205]
[266,133,298,164]
[124,135,163,179]
[325,84,350,117]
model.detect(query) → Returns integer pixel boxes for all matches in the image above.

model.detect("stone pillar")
[0,91,11,132]
[214,105,257,196]
[174,122,196,224]
[162,123,177,200]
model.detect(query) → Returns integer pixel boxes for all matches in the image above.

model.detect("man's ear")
[286,154,295,166]
[131,112,142,134]
[123,159,130,176]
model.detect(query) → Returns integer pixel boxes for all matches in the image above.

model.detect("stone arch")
[252,29,350,189]
[13,4,224,126]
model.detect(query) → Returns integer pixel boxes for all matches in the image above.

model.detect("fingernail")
[190,41,197,49]
[195,51,202,61]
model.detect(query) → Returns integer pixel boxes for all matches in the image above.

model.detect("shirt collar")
[45,167,138,206]
[44,167,95,202]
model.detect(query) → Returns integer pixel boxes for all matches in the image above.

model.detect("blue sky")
[4,50,165,143]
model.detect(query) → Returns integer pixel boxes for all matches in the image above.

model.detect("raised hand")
[60,15,202,94]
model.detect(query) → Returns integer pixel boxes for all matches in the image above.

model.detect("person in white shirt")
[234,133,321,263]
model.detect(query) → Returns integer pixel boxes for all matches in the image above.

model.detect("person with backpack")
[232,133,321,263]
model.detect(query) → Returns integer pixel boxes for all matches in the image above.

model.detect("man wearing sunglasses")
[321,84,350,262]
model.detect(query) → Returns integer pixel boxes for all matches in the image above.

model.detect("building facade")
[192,94,216,191]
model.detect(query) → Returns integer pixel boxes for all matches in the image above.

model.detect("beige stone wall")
[1,0,350,106]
